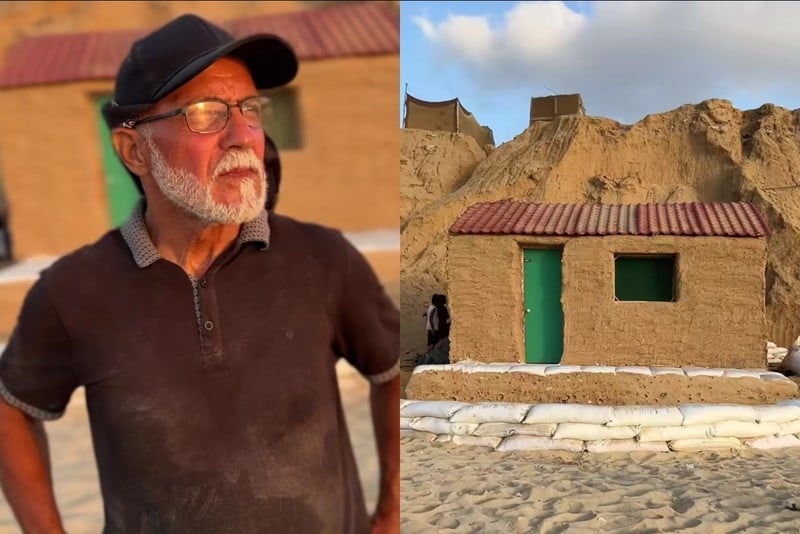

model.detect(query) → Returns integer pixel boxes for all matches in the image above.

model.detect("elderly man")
[0,14,399,534]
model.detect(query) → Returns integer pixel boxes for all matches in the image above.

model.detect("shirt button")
[204,320,214,331]
[200,279,208,288]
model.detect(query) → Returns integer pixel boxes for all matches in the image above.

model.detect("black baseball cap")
[102,13,298,129]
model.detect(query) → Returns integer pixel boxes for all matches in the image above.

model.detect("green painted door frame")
[523,248,564,364]
[97,96,141,227]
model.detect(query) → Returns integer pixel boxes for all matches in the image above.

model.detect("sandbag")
[400,399,412,410]
[745,435,800,450]
[669,437,743,451]
[508,365,548,375]
[544,365,583,375]
[400,400,470,419]
[472,422,557,438]
[615,366,653,376]
[607,406,684,428]
[679,404,757,425]
[723,370,768,379]
[450,435,502,449]
[711,421,780,439]
[400,417,413,430]
[459,363,514,374]
[524,404,613,425]
[400,429,436,441]
[413,364,454,373]
[650,368,685,376]
[684,367,725,377]
[579,366,617,374]
[586,439,670,453]
[409,417,478,436]
[755,405,800,424]
[495,435,584,453]
[637,424,713,442]
[434,434,452,443]
[777,419,800,436]
[553,423,639,441]
[450,402,532,424]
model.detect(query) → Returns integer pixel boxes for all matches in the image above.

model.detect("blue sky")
[400,1,800,145]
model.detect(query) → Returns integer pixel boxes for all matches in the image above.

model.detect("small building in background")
[446,200,770,369]
[403,93,495,148]
[530,93,586,124]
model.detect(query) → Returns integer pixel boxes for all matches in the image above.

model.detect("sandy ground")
[401,439,800,533]
[0,255,398,533]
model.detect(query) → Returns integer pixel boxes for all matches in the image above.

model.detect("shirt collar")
[120,198,270,268]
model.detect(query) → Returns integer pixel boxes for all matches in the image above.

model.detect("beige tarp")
[530,94,586,123]
[404,93,495,147]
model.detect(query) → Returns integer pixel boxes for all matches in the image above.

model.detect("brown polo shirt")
[0,200,399,533]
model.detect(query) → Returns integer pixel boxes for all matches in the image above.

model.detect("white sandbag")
[544,365,583,375]
[759,372,792,383]
[524,404,613,425]
[669,437,743,451]
[450,435,502,449]
[409,417,479,436]
[755,405,800,424]
[400,429,437,441]
[650,367,685,376]
[607,406,684,428]
[723,370,767,379]
[413,364,454,374]
[684,367,726,377]
[777,399,800,408]
[637,424,714,442]
[400,401,470,419]
[768,348,788,357]
[745,435,800,450]
[553,423,639,441]
[679,404,757,425]
[472,422,557,438]
[400,417,413,430]
[767,341,778,349]
[434,434,452,443]
[496,435,584,453]
[459,363,515,374]
[711,421,780,439]
[450,402,532,424]
[780,350,800,374]
[615,366,653,376]
[579,366,617,374]
[508,364,548,375]
[586,439,670,453]
[777,419,800,436]
[400,399,412,410]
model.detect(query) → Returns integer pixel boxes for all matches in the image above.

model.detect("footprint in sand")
[434,517,460,530]
[669,497,694,514]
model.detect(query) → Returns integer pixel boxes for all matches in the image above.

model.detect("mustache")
[213,149,265,179]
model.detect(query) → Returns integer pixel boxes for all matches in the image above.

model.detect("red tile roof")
[0,3,398,89]
[449,200,771,237]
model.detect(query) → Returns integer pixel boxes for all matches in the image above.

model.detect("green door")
[523,248,564,363]
[97,97,141,227]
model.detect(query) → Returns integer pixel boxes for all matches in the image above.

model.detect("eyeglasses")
[121,96,271,134]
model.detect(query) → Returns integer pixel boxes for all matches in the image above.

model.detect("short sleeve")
[334,237,399,384]
[0,275,79,420]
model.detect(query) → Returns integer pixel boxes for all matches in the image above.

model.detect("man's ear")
[111,128,150,177]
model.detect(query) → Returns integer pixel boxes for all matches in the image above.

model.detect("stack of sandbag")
[399,399,800,453]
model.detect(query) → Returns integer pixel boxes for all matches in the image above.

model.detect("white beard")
[141,128,267,224]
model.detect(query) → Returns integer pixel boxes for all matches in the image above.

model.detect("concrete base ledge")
[399,398,800,453]
[413,361,791,382]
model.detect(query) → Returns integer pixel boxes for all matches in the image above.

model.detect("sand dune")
[401,439,800,533]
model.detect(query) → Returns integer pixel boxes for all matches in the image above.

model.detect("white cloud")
[412,1,800,123]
